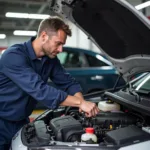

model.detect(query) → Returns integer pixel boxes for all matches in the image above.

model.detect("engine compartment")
[20,88,150,148]
[48,112,138,143]
[21,104,149,147]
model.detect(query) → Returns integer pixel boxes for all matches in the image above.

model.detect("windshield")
[133,73,150,92]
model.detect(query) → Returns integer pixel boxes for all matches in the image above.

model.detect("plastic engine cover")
[50,116,83,142]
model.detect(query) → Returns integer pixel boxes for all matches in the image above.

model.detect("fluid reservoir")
[81,128,97,143]
[98,100,120,112]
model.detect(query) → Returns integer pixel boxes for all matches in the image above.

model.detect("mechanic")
[0,16,99,150]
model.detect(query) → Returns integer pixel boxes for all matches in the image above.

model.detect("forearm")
[60,95,82,107]
[74,92,84,100]
[60,92,84,108]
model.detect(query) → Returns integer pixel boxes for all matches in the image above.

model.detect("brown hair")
[37,16,72,37]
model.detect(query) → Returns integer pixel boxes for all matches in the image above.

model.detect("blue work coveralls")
[0,37,82,149]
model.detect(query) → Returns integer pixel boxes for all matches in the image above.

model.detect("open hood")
[49,0,150,81]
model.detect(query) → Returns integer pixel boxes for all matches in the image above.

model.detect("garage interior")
[0,0,150,149]
[0,0,149,116]
[0,0,150,52]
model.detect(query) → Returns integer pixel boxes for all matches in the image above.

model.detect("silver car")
[11,0,150,150]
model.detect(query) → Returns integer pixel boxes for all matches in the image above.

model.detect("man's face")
[42,29,67,58]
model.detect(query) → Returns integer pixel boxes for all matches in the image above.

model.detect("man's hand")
[79,100,99,117]
[60,94,99,117]
[74,92,99,117]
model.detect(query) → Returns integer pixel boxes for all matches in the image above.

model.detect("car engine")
[21,106,147,147]
[49,112,137,143]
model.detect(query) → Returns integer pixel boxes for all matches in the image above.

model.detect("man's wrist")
[76,97,83,107]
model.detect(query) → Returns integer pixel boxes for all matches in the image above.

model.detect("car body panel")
[11,129,27,150]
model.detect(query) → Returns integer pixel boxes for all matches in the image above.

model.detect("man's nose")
[57,45,63,52]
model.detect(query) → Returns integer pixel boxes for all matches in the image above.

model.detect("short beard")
[42,45,56,59]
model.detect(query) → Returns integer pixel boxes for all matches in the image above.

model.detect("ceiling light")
[28,14,49,19]
[135,1,150,10]
[5,12,49,19]
[0,34,6,39]
[13,30,37,36]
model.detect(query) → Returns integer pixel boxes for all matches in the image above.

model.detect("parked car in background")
[50,47,125,94]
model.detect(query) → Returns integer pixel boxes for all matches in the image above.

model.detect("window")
[85,54,108,67]
[133,74,150,91]
[57,52,67,65]
[57,51,84,68]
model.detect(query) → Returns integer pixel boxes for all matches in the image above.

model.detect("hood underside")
[49,0,150,81]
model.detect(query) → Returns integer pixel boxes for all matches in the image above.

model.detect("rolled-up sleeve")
[50,58,82,95]
[1,51,68,109]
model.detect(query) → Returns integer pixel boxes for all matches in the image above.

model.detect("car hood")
[49,0,150,82]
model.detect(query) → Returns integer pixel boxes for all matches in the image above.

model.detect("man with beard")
[0,16,99,149]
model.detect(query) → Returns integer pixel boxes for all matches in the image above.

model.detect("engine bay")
[21,98,150,148]
[19,87,150,148]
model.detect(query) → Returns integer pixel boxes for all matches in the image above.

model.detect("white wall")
[0,36,29,48]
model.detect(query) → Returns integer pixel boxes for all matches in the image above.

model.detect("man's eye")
[57,43,62,46]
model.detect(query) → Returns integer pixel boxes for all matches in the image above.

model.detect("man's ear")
[41,31,49,43]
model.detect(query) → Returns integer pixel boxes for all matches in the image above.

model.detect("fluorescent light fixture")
[5,12,49,19]
[29,14,49,19]
[135,1,150,10]
[0,34,6,39]
[13,30,37,36]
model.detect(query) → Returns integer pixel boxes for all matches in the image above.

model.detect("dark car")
[11,0,150,150]
[51,47,125,94]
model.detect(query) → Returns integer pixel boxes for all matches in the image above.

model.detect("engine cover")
[50,116,83,142]
[93,112,137,127]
